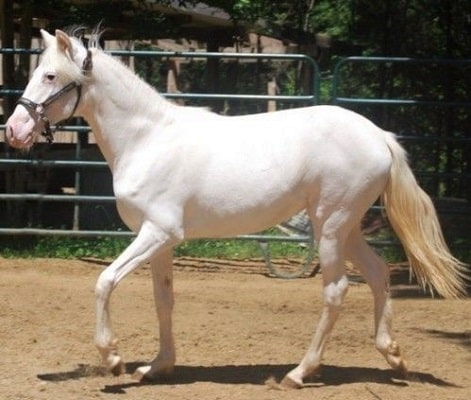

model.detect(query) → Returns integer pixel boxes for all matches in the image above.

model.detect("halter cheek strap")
[16,49,92,144]
[17,82,82,143]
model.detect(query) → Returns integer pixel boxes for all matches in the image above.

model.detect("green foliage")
[313,0,471,57]
[0,236,132,259]
[175,238,260,259]
[332,58,470,199]
[175,234,311,260]
[3,234,467,264]
[311,0,353,38]
[0,234,311,260]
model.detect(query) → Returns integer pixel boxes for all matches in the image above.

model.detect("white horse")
[5,29,467,388]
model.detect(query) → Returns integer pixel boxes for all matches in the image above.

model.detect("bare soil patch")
[0,257,469,399]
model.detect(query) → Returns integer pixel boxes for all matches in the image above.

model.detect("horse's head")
[5,29,92,149]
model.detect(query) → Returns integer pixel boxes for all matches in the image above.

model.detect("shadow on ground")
[419,328,471,351]
[37,362,460,394]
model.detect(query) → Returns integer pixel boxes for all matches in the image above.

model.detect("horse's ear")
[55,29,73,55]
[40,29,54,48]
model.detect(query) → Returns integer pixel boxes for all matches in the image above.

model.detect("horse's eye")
[45,73,56,82]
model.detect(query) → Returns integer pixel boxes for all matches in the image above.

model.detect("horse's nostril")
[7,125,15,143]
[6,124,20,146]
[6,125,12,140]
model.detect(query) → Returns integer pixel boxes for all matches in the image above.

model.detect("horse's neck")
[81,50,172,169]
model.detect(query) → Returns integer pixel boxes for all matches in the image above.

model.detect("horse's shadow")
[37,362,460,394]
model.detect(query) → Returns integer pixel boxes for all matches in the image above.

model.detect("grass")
[0,229,466,265]
[0,232,312,261]
[0,236,132,259]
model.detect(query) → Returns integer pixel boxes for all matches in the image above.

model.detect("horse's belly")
[183,190,309,239]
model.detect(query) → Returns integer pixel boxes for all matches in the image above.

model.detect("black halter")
[16,49,92,144]
[16,82,82,144]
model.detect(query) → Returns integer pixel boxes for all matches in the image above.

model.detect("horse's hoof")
[393,358,409,378]
[386,342,408,377]
[110,359,125,376]
[132,365,151,381]
[131,364,175,382]
[280,375,303,389]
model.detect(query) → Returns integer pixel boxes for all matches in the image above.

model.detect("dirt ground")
[0,256,469,400]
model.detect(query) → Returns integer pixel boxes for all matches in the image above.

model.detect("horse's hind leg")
[133,248,176,381]
[282,212,350,388]
[345,228,407,373]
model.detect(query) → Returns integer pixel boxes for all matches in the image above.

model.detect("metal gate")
[332,56,471,257]
[0,48,320,277]
[1,50,469,270]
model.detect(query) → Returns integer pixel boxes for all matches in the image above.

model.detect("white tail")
[382,132,468,298]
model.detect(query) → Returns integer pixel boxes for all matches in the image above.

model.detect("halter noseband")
[16,49,92,144]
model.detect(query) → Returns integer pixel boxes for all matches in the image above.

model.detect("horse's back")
[195,105,390,158]
[167,105,394,238]
[188,105,393,187]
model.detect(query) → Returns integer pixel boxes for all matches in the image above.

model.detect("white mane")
[100,52,216,131]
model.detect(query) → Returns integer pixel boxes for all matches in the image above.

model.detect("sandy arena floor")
[0,256,469,400]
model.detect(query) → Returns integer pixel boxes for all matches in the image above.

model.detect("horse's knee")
[95,269,115,299]
[323,275,349,309]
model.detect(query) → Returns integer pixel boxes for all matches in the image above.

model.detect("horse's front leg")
[133,248,176,381]
[95,222,175,375]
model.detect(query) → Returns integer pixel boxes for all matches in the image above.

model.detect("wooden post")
[167,59,184,104]
[206,36,221,112]
[267,76,278,112]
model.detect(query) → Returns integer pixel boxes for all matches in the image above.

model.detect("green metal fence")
[1,50,469,270]
[332,56,471,257]
[0,48,321,277]
[332,56,470,201]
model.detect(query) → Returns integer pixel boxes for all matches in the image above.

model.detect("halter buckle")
[40,123,54,144]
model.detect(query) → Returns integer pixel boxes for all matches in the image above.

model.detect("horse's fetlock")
[387,341,401,357]
[96,339,119,359]
[96,342,124,374]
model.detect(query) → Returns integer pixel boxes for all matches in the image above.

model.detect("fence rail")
[332,56,471,218]
[0,49,323,277]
